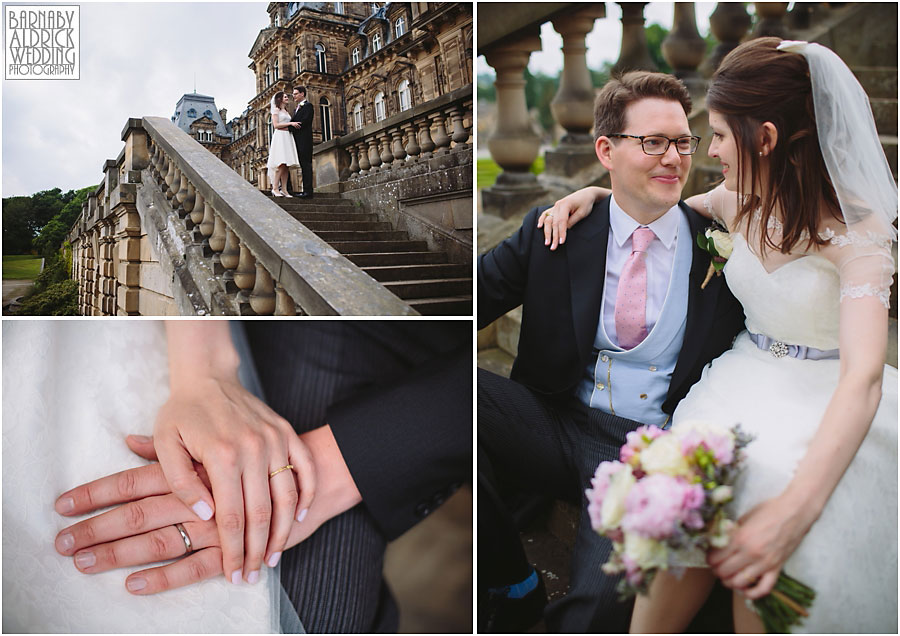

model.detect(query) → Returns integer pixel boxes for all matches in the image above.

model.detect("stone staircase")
[265,192,472,315]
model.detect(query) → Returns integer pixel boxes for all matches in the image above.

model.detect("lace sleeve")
[821,220,896,309]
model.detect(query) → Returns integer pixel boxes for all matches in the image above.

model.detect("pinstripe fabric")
[244,322,461,633]
[478,368,641,633]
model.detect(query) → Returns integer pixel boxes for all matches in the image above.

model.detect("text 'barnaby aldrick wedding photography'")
[4,5,79,79]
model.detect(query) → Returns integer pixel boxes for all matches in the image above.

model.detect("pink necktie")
[615,226,656,350]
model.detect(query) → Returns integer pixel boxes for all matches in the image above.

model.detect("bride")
[267,91,301,197]
[542,38,897,633]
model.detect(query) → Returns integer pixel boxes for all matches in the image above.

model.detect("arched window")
[371,32,382,52]
[268,115,273,141]
[334,2,344,14]
[351,46,360,66]
[203,110,213,118]
[273,57,279,80]
[315,43,327,73]
[319,98,333,142]
[398,79,411,112]
[295,47,301,74]
[353,102,363,130]
[265,65,271,86]
[374,91,386,122]
[187,108,197,118]
[395,16,406,38]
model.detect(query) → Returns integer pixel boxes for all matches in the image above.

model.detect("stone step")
[880,134,898,177]
[331,240,430,254]
[275,202,357,214]
[288,211,378,222]
[871,97,898,136]
[363,263,472,282]
[383,277,472,300]
[346,251,449,267]
[314,230,411,242]
[301,220,391,232]
[853,66,898,99]
[262,191,343,199]
[406,295,473,316]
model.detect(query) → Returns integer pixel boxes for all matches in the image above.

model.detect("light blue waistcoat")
[576,210,692,428]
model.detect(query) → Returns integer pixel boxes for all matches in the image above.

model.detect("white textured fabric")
[267,107,299,186]
[672,236,898,633]
[2,321,279,633]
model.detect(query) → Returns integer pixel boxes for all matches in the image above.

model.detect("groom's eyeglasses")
[606,134,701,156]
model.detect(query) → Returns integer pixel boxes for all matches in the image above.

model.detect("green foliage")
[477,157,544,190]
[14,254,79,316]
[2,255,44,279]
[477,73,495,102]
[645,24,672,74]
[524,68,559,132]
[2,186,91,255]
[33,186,93,259]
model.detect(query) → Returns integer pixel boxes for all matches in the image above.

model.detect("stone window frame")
[374,91,386,122]
[265,64,271,86]
[351,46,361,66]
[204,109,214,119]
[352,101,364,130]
[187,108,197,118]
[394,15,406,38]
[315,42,327,73]
[319,97,333,142]
[397,78,411,112]
[295,47,302,74]
[268,114,273,142]
[274,57,279,80]
[371,30,382,52]
[334,1,344,14]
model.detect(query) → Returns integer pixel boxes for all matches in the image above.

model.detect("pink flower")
[585,461,633,532]
[620,425,666,464]
[621,474,706,540]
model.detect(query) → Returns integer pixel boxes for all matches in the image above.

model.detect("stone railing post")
[447,106,470,149]
[482,31,546,218]
[377,132,394,169]
[430,113,451,155]
[358,141,372,175]
[348,144,361,177]
[234,241,257,314]
[700,2,751,77]
[546,5,606,178]
[249,262,276,315]
[612,3,658,74]
[417,118,436,158]
[403,122,421,160]
[391,128,407,162]
[662,3,708,103]
[752,2,790,38]
[367,138,383,171]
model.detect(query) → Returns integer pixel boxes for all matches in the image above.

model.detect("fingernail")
[231,569,242,585]
[56,497,74,514]
[57,532,74,553]
[126,577,147,592]
[267,552,282,568]
[75,551,96,569]
[192,501,213,521]
[248,570,259,585]
[297,508,308,523]
[131,434,152,443]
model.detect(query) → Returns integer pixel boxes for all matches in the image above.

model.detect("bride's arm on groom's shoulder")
[156,322,316,586]
[537,186,610,250]
[709,280,889,600]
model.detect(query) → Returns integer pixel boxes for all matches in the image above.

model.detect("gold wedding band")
[269,464,293,479]
[174,522,193,555]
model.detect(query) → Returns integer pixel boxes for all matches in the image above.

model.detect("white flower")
[710,485,733,505]
[599,465,636,531]
[705,228,734,258]
[641,433,691,478]
[623,534,669,570]
[710,518,737,548]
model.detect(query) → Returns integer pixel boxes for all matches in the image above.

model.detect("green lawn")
[3,255,44,279]
[477,156,545,190]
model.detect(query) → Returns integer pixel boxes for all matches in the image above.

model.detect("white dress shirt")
[602,194,681,347]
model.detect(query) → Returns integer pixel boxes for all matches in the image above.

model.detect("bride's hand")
[535,186,608,250]
[707,495,814,599]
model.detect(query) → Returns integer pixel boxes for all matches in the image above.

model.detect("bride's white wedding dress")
[267,108,299,174]
[672,232,898,633]
[2,321,289,633]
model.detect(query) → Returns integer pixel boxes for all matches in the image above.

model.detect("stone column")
[700,3,751,77]
[612,3,658,74]
[752,2,790,39]
[662,3,708,104]
[481,30,546,219]
[545,4,606,178]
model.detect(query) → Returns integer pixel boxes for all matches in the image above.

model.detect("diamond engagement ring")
[174,522,193,555]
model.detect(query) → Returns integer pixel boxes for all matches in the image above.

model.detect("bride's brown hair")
[706,37,842,254]
[274,91,287,108]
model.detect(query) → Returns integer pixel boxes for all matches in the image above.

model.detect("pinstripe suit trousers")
[478,367,644,633]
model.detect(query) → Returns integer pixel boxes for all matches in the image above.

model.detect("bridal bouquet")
[585,421,815,633]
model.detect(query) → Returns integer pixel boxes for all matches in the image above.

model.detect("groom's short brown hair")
[293,85,307,96]
[594,72,692,141]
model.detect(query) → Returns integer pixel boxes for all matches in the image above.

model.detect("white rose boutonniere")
[696,222,733,289]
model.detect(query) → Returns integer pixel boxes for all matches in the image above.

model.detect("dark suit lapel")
[566,197,611,360]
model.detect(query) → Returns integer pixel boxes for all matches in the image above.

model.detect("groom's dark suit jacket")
[478,196,745,415]
[290,101,314,161]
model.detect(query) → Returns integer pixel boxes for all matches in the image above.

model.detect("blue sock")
[489,568,539,599]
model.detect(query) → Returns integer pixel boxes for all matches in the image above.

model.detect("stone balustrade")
[68,116,418,316]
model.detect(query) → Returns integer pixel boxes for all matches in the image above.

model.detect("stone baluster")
[148,143,159,179]
[367,138,383,171]
[481,31,546,219]
[275,283,297,316]
[234,241,257,313]
[220,226,241,295]
[662,3,708,103]
[174,169,189,215]
[418,118,436,158]
[700,3,751,77]
[164,160,176,199]
[378,132,394,169]
[358,141,372,175]
[403,122,421,160]
[752,2,790,38]
[182,181,196,226]
[447,106,470,149]
[199,200,216,253]
[209,212,227,275]
[190,191,206,242]
[430,113,451,155]
[250,262,276,315]
[391,128,407,162]
[612,3,658,74]
[348,144,360,177]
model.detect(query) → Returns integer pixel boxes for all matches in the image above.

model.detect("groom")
[289,85,314,198]
[478,71,745,632]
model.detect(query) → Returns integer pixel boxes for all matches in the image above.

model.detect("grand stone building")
[220,1,472,191]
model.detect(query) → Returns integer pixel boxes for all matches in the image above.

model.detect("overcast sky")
[477,2,720,76]
[2,2,269,197]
